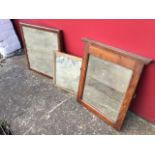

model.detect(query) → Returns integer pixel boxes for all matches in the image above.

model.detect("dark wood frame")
[19,22,63,79]
[77,38,152,130]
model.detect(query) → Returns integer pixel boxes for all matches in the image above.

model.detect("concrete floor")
[0,52,155,135]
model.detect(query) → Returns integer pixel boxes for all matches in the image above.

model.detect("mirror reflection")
[23,26,58,77]
[83,55,133,122]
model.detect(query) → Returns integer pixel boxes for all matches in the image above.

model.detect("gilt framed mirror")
[77,38,152,130]
[20,23,63,78]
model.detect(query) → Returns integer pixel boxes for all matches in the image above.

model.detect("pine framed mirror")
[77,38,152,130]
[20,23,63,78]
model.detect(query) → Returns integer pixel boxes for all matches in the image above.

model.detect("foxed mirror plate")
[22,25,60,78]
[54,51,82,94]
[82,55,133,122]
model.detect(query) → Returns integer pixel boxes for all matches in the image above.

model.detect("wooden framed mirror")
[77,38,152,130]
[20,23,63,78]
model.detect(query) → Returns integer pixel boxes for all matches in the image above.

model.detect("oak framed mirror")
[20,23,63,79]
[77,38,152,130]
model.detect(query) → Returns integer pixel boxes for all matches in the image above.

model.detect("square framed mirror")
[20,23,63,78]
[77,38,152,130]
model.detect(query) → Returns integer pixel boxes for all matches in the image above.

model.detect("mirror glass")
[82,55,133,122]
[23,26,59,77]
[55,52,82,94]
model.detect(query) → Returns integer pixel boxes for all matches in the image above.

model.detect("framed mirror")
[20,23,63,78]
[77,38,152,130]
[53,51,82,95]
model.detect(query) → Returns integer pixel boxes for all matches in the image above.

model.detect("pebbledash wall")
[13,19,155,124]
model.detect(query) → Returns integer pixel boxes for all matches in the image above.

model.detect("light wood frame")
[20,23,63,79]
[53,51,82,95]
[77,38,152,130]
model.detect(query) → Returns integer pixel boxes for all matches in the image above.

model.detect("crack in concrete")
[48,98,69,114]
[41,97,71,120]
[23,126,33,135]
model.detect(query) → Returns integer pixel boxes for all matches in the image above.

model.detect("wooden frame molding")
[77,38,152,130]
[19,22,63,79]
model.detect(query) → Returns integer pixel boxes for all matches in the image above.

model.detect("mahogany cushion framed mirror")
[20,23,63,79]
[77,38,152,130]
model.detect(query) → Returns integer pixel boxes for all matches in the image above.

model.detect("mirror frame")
[20,23,63,79]
[77,38,152,130]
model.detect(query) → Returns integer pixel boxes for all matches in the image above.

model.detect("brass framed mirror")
[77,38,152,130]
[20,23,63,78]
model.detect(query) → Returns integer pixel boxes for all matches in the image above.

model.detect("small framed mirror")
[20,23,63,78]
[53,51,82,95]
[77,38,152,130]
